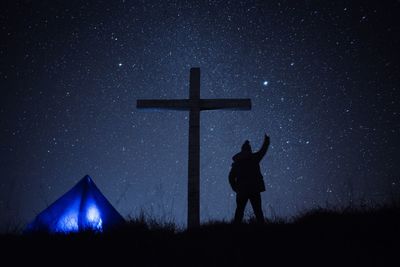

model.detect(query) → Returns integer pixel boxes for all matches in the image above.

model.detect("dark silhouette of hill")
[1,206,399,266]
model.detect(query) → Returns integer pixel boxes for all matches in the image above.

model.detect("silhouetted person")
[229,134,270,223]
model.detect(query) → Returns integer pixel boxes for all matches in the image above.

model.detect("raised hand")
[265,134,270,144]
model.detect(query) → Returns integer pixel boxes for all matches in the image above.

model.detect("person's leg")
[249,193,265,223]
[234,193,248,223]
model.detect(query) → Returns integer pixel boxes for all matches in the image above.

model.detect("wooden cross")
[137,68,251,228]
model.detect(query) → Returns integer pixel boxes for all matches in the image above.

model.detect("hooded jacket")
[229,136,270,194]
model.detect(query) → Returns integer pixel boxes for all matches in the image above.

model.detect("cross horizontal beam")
[136,98,251,111]
[137,99,190,110]
[199,99,251,110]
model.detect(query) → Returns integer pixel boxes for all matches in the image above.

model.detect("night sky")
[1,0,399,230]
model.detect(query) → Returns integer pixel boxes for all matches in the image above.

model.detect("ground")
[1,206,399,266]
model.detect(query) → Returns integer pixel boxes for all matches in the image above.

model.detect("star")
[263,81,269,86]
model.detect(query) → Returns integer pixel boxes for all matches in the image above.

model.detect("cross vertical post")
[188,68,200,228]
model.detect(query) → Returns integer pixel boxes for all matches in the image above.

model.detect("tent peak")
[82,174,92,182]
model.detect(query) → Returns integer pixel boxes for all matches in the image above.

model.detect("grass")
[1,205,399,266]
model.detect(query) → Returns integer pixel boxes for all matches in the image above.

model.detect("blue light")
[56,211,79,233]
[86,206,103,231]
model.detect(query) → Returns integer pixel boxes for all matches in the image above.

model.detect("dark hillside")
[1,207,399,266]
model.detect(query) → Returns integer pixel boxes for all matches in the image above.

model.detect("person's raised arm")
[254,134,270,162]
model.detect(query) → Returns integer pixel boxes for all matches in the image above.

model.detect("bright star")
[263,81,268,86]
[118,63,122,67]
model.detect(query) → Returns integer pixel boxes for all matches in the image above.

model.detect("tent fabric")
[26,175,125,233]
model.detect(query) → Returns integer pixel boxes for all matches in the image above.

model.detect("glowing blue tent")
[26,175,125,233]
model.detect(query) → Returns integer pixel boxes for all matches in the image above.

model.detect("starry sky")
[1,0,399,230]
